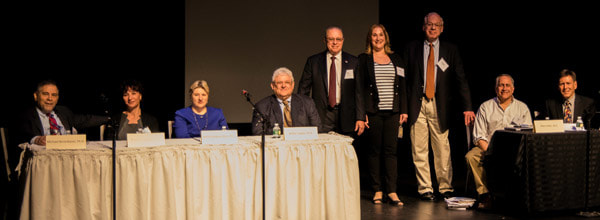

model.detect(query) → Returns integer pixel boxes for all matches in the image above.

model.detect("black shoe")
[442,191,453,199]
[475,193,492,210]
[420,192,435,201]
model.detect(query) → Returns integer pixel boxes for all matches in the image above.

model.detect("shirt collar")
[424,38,440,47]
[327,52,341,60]
[565,94,576,105]
[277,96,292,104]
[36,107,55,117]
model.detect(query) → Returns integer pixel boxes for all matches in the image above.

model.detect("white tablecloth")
[18,134,360,220]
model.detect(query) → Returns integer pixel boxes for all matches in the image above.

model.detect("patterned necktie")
[564,100,572,123]
[425,43,436,99]
[329,56,337,108]
[282,100,292,127]
[47,113,60,135]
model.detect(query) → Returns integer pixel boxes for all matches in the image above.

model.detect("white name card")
[201,130,238,145]
[283,127,318,140]
[534,120,564,133]
[127,133,166,148]
[46,134,86,149]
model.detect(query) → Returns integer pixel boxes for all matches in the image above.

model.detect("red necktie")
[425,43,435,99]
[47,113,60,135]
[329,56,336,108]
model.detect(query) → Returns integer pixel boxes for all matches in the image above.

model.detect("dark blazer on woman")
[105,111,159,140]
[404,40,473,132]
[355,52,408,120]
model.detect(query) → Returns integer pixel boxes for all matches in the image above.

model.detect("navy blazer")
[404,40,473,131]
[251,94,321,135]
[297,50,358,133]
[355,52,408,120]
[545,94,596,128]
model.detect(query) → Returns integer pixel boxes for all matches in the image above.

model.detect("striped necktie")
[47,113,61,135]
[282,100,292,127]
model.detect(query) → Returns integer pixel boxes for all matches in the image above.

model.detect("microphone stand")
[101,93,118,220]
[242,93,270,220]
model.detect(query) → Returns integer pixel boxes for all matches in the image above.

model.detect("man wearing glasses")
[252,67,321,135]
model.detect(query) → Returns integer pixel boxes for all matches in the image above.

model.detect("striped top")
[374,62,395,110]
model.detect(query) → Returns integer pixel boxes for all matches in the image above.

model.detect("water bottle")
[272,123,281,138]
[576,116,584,131]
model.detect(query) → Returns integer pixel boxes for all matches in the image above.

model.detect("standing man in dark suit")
[404,12,475,200]
[298,26,360,135]
[545,69,596,128]
[252,67,321,135]
[15,80,109,145]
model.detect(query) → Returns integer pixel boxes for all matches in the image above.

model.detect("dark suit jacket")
[15,105,110,144]
[355,53,408,120]
[251,94,321,135]
[297,50,358,133]
[404,40,473,131]
[545,94,596,128]
[105,111,160,140]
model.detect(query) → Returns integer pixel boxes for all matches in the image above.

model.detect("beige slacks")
[410,98,453,194]
[465,146,488,195]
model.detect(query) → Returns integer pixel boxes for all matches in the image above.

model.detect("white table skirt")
[19,134,360,220]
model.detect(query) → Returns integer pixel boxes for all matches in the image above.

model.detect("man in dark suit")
[545,69,596,128]
[298,26,359,135]
[15,80,109,145]
[252,67,321,135]
[404,12,475,200]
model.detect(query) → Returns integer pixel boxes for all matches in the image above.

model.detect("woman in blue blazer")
[173,80,228,138]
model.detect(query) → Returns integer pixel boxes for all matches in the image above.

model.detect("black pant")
[321,107,339,133]
[366,111,399,193]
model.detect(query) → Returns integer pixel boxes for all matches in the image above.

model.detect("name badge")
[201,130,238,145]
[46,134,87,149]
[127,133,166,148]
[533,120,564,133]
[344,69,354,79]
[437,58,449,72]
[283,127,318,140]
[396,67,405,77]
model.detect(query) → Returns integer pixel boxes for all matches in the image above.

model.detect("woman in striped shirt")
[355,24,408,206]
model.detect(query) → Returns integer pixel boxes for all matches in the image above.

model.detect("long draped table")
[18,134,360,220]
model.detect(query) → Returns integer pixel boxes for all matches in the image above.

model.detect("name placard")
[127,133,166,148]
[283,127,318,140]
[46,134,86,149]
[201,130,238,145]
[534,120,564,133]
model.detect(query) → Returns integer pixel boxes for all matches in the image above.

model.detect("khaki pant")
[465,146,488,195]
[410,98,453,194]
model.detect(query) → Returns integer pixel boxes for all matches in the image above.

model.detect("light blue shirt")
[423,39,440,93]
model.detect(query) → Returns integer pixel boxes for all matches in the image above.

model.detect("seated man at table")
[252,67,321,135]
[544,69,596,128]
[465,74,532,209]
[15,80,110,146]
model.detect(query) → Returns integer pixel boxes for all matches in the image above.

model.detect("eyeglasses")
[326,37,344,42]
[425,23,443,28]
[274,81,293,86]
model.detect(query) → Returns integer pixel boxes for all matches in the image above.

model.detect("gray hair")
[271,67,294,82]
[424,12,444,26]
[495,74,514,87]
